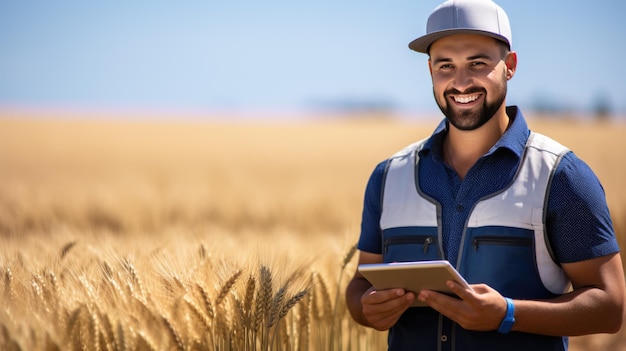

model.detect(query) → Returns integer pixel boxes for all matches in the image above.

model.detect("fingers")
[418,281,507,331]
[447,280,477,302]
[418,283,464,314]
[361,288,415,331]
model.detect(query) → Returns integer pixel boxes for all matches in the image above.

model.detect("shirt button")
[456,204,465,212]
[441,335,448,342]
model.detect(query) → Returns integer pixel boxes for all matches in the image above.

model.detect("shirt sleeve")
[357,160,389,254]
[546,152,620,263]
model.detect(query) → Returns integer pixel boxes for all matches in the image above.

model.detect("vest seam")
[542,145,570,266]
[413,147,446,260]
[379,159,392,247]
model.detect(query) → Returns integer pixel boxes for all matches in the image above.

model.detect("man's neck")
[444,105,510,179]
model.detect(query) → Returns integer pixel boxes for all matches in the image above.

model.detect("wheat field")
[0,111,625,350]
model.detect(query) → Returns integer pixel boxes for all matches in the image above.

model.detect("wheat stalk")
[269,288,309,349]
[298,292,312,351]
[329,243,358,350]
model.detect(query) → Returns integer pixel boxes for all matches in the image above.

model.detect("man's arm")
[345,251,415,331]
[418,253,625,335]
[514,252,625,335]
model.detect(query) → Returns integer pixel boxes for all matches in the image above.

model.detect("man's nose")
[452,68,473,92]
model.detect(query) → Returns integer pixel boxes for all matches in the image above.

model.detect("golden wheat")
[0,114,624,350]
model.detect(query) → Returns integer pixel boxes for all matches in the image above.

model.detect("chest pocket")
[459,227,557,299]
[382,227,441,262]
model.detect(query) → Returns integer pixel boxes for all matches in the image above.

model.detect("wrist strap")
[497,297,515,333]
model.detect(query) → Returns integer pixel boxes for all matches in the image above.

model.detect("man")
[345,0,625,350]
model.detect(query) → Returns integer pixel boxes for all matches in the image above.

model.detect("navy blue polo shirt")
[358,106,619,266]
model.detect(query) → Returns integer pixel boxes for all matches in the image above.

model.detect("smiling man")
[345,0,625,350]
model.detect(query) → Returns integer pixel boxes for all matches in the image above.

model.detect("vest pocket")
[460,227,551,299]
[472,236,532,251]
[382,227,440,262]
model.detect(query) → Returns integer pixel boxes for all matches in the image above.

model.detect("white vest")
[380,132,571,296]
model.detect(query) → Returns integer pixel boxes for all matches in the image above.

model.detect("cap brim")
[409,29,510,54]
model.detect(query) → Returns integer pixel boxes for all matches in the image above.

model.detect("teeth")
[454,94,479,104]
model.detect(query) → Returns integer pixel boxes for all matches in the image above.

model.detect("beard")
[434,79,507,131]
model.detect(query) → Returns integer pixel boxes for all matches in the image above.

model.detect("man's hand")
[418,281,507,331]
[361,287,415,331]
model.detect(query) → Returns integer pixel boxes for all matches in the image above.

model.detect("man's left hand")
[418,281,508,331]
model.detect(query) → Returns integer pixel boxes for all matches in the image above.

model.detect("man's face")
[428,34,513,131]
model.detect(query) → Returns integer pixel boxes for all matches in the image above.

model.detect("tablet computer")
[358,260,470,307]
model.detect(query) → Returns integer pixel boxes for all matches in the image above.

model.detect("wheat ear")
[162,315,185,351]
[116,320,126,351]
[215,269,242,306]
[280,289,308,320]
[268,287,287,328]
[4,267,14,303]
[136,331,158,351]
[254,265,273,332]
[315,273,332,320]
[66,305,82,350]
[90,306,102,351]
[341,243,358,269]
[184,294,211,332]
[123,260,146,301]
[60,241,77,259]
[99,311,116,351]
[196,283,215,320]
[242,275,256,327]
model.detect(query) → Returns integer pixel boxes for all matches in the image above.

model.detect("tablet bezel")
[357,260,470,307]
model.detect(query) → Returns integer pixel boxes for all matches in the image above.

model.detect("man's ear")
[428,58,433,76]
[505,51,517,80]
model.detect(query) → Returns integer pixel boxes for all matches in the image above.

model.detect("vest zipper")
[472,236,532,251]
[384,236,434,255]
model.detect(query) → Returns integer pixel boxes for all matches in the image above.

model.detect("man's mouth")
[452,94,481,104]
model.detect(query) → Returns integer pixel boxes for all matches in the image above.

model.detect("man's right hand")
[361,286,415,331]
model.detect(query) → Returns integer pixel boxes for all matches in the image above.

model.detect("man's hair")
[496,39,510,59]
[427,38,510,59]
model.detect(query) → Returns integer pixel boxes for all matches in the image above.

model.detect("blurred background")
[1,0,624,120]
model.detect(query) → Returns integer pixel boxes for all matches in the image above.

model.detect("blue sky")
[1,0,624,117]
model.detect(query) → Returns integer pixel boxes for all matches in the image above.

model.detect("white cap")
[409,0,512,54]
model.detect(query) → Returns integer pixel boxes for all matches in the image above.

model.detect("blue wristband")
[497,297,515,334]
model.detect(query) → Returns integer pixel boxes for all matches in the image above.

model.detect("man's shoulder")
[389,137,431,159]
[527,132,570,155]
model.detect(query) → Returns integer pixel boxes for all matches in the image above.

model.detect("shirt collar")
[420,106,530,160]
